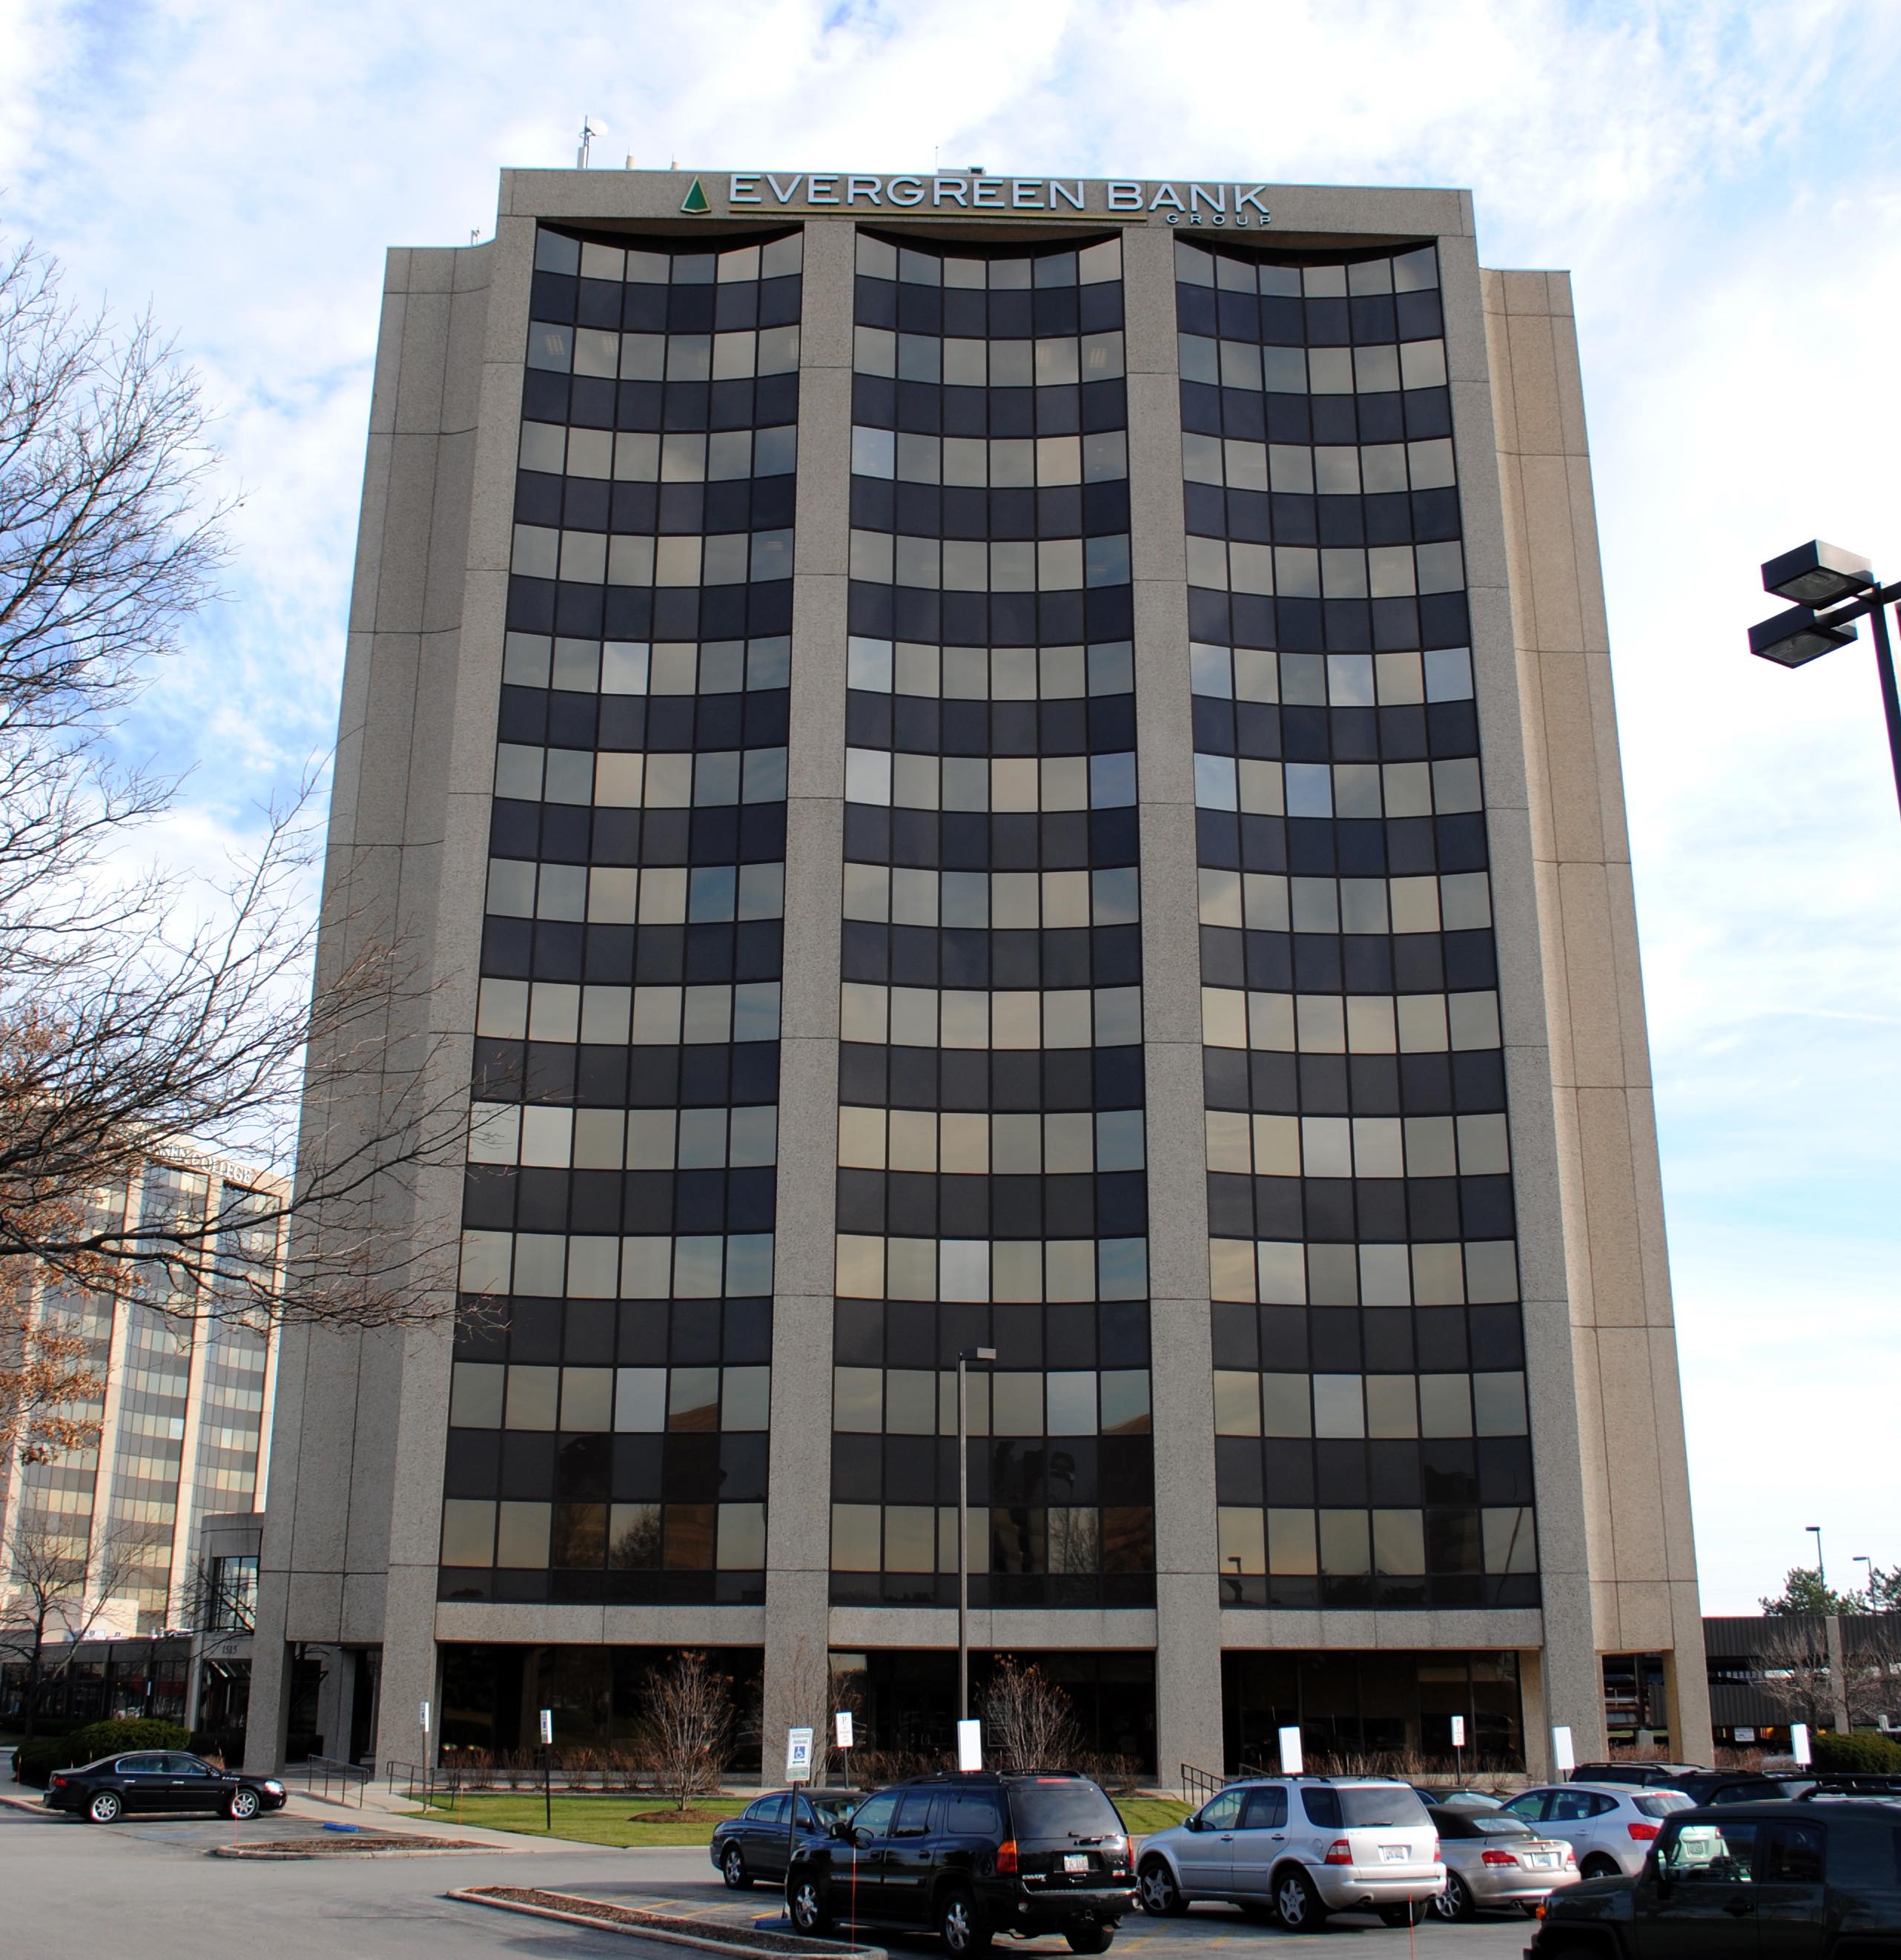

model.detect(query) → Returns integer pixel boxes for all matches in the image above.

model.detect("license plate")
[1527,1852,1553,1868]
[1064,1855,1089,1874]
[1380,1845,1409,1864]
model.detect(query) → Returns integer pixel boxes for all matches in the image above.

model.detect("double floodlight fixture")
[1748,538,1901,816]
[1749,541,1874,667]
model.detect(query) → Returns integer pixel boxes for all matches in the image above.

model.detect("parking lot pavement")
[0,1804,1533,1959]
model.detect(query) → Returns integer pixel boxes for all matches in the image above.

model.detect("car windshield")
[1469,1815,1534,1837]
[1008,1781,1125,1840]
[1635,1793,1693,1817]
[1338,1786,1430,1828]
[807,1795,853,1824]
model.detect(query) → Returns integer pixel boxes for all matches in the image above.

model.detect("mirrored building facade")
[251,171,1710,1780]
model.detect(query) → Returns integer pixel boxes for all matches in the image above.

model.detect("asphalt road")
[0,1800,1535,1959]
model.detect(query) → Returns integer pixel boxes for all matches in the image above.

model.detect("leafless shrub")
[977,1658,1082,1772]
[0,1507,141,1736]
[641,1649,735,1811]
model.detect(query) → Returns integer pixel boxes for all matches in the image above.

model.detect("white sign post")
[420,1698,432,1734]
[835,1709,854,1750]
[1552,1724,1576,1775]
[538,1708,554,1746]
[1791,1722,1812,1766]
[538,1708,555,1827]
[1450,1713,1466,1786]
[956,1718,982,1772]
[1277,1725,1304,1775]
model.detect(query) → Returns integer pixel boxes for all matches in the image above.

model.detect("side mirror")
[830,1818,852,1839]
[1186,1813,1203,1833]
[853,1827,875,1849]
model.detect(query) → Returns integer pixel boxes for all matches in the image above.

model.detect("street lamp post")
[1749,540,1901,818]
[1808,1525,1826,1590]
[956,1347,996,1724]
[1854,1554,1873,1606]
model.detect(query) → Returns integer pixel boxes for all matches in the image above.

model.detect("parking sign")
[787,1726,816,1781]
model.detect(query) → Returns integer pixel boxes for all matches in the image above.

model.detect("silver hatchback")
[1427,1804,1578,1920]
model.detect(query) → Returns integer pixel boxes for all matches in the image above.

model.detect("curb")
[448,1887,887,1959]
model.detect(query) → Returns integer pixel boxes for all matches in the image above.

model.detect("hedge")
[1814,1730,1901,1772]
[14,1718,190,1788]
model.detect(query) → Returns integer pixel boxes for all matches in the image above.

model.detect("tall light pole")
[1748,540,1901,819]
[956,1347,996,1724]
[1854,1554,1872,1606]
[1808,1525,1826,1589]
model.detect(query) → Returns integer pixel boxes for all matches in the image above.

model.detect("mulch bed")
[628,1806,732,1823]
[456,1887,880,1955]
[214,1834,492,1858]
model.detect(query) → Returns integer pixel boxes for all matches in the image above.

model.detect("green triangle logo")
[681,177,710,214]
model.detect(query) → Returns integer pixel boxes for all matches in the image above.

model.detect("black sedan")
[711,1789,856,1887]
[44,1750,288,1824]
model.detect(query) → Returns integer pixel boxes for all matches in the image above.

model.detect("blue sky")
[3,0,1897,1614]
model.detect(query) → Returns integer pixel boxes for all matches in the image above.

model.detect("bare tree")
[0,228,473,1471]
[639,1649,734,1812]
[976,1657,1081,1772]
[0,1506,139,1738]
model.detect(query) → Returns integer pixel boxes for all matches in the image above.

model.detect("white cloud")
[5,0,1898,1612]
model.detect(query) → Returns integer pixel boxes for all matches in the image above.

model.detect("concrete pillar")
[761,216,855,1755]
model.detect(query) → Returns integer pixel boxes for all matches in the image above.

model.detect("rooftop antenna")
[577,115,606,169]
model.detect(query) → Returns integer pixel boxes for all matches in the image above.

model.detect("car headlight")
[262,1781,285,1794]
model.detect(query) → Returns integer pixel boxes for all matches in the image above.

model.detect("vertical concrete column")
[1480,263,1710,1766]
[1122,222,1223,1785]
[763,217,853,1753]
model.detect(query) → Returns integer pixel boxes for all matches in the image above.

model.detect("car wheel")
[87,1790,123,1824]
[722,1844,752,1890]
[1065,1930,1112,1954]
[1434,1872,1475,1921]
[939,1884,991,1956]
[1273,1867,1328,1933]
[1136,1855,1187,1916]
[227,1787,261,1821]
[1580,1853,1620,1881]
[788,1876,832,1935]
[1378,1899,1428,1927]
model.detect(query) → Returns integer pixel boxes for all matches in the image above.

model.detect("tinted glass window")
[893,1792,936,1838]
[1429,1809,1475,1839]
[115,1756,165,1774]
[1009,1782,1125,1839]
[1659,1819,1756,1882]
[1301,1786,1340,1829]
[1337,1786,1429,1828]
[1636,1792,1693,1818]
[757,1793,789,1824]
[942,1792,1004,1836]
[1238,1788,1287,1829]
[1199,1788,1245,1830]
[851,1793,899,1837]
[1504,1792,1548,1822]
[806,1794,854,1827]
[1762,1821,1825,1884]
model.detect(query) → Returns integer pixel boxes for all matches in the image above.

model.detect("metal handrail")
[297,1754,371,1806]
[1180,1761,1229,1806]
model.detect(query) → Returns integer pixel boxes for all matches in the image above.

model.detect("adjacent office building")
[248,168,1710,1779]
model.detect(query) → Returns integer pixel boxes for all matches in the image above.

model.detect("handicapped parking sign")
[786,1726,815,1782]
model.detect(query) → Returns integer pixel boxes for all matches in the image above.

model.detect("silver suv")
[1136,1776,1444,1930]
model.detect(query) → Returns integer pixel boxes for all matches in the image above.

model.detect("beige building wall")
[1483,269,1713,1764]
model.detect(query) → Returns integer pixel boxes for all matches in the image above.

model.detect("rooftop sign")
[693,174,1272,228]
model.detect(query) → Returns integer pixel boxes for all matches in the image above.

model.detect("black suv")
[1527,1798,1901,1958]
[786,1771,1136,1955]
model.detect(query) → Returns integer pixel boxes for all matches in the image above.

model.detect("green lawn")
[417,1790,1190,1850]
[417,1792,750,1847]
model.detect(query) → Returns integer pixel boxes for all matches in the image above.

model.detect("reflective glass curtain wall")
[1177,238,1538,1612]
[443,225,802,1605]
[830,230,1154,1609]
